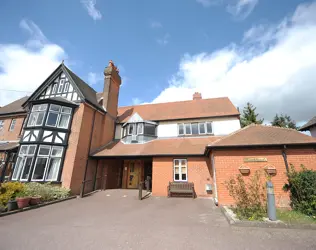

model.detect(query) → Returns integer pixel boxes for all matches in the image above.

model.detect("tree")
[240,102,264,128]
[271,114,298,129]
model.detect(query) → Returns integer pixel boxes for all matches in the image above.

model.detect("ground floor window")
[173,159,187,181]
[11,144,63,182]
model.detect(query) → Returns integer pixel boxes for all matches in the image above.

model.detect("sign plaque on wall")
[244,157,267,162]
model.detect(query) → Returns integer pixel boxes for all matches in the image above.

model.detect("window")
[174,159,187,181]
[199,123,206,134]
[185,124,192,135]
[128,124,134,135]
[0,120,4,131]
[11,145,37,181]
[9,119,16,131]
[137,123,144,134]
[144,123,156,136]
[45,104,71,129]
[64,82,69,92]
[58,79,64,93]
[31,146,63,181]
[27,104,47,127]
[178,124,184,135]
[52,84,57,94]
[123,127,127,137]
[178,122,213,136]
[191,123,198,135]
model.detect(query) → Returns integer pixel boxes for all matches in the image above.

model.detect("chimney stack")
[193,92,202,100]
[103,60,121,117]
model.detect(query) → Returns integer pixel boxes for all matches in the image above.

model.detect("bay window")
[46,104,71,129]
[174,159,187,181]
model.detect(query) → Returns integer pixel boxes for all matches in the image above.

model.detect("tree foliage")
[240,102,264,128]
[271,114,298,130]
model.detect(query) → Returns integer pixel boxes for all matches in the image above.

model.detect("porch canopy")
[0,142,19,152]
[91,136,221,157]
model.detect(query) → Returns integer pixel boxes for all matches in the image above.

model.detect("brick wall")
[213,148,316,207]
[152,157,213,197]
[0,115,26,141]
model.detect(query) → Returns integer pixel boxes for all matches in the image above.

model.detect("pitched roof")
[117,97,239,123]
[0,142,19,151]
[63,65,103,111]
[299,116,316,131]
[0,96,28,116]
[208,124,316,148]
[92,136,221,157]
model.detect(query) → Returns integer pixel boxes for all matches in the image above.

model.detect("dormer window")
[178,122,212,136]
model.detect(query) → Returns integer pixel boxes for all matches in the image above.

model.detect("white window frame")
[0,120,4,131]
[9,119,16,131]
[173,159,188,182]
[12,145,37,181]
[206,122,213,134]
[31,145,51,181]
[191,122,199,135]
[198,122,206,134]
[45,104,71,129]
[137,123,144,135]
[128,124,135,135]
[184,123,192,135]
[27,104,47,127]
[178,124,184,135]
[52,84,57,94]
[57,79,65,93]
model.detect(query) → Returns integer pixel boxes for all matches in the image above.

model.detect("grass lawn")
[277,209,316,224]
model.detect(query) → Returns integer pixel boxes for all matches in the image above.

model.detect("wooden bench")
[168,182,195,198]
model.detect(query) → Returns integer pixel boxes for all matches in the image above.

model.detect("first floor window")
[27,104,47,127]
[191,123,198,135]
[9,119,16,131]
[0,120,4,131]
[174,159,187,181]
[178,124,184,135]
[185,124,192,135]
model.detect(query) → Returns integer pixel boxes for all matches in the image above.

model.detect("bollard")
[266,181,277,221]
[138,183,142,200]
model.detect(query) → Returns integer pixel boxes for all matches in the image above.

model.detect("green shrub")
[225,170,267,220]
[0,182,25,206]
[283,165,316,217]
[25,183,70,201]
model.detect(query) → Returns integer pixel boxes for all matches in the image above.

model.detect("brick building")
[1,60,316,207]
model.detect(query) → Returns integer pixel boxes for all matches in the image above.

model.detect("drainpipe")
[211,152,219,206]
[282,145,289,173]
[81,109,97,197]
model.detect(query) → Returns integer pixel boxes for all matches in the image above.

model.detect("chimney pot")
[193,92,202,100]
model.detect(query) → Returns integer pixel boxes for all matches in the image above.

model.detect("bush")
[284,165,316,217]
[0,182,25,206]
[25,183,70,201]
[225,170,267,220]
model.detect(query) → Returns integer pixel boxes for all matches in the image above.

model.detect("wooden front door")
[127,162,141,189]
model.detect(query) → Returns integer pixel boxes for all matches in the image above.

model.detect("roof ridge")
[118,96,231,109]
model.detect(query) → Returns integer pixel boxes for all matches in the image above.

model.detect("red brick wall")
[152,157,213,197]
[0,115,25,141]
[213,148,316,207]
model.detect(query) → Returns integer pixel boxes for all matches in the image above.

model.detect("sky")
[0,0,316,125]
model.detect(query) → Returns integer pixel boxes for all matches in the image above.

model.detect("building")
[299,116,316,137]
[1,60,316,208]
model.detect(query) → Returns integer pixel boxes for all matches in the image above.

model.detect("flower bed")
[0,182,70,213]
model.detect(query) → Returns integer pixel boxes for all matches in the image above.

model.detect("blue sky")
[1,0,316,123]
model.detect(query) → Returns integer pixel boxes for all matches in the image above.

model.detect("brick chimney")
[193,92,202,100]
[103,60,121,117]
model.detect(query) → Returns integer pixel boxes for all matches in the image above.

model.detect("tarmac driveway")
[0,189,315,250]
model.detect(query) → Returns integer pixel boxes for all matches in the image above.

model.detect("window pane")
[144,123,156,136]
[137,123,143,134]
[174,160,179,166]
[39,104,48,111]
[61,107,71,114]
[46,112,59,127]
[51,147,63,157]
[206,122,212,134]
[57,114,70,128]
[20,145,28,155]
[21,157,33,180]
[175,174,179,180]
[50,104,61,112]
[28,145,37,155]
[181,174,187,181]
[36,112,45,126]
[191,123,198,135]
[64,82,69,92]
[32,105,40,111]
[46,158,61,181]
[178,124,184,135]
[175,167,179,174]
[199,123,206,134]
[128,124,133,134]
[27,113,37,126]
[11,157,23,180]
[39,146,50,156]
[180,159,187,166]
[185,124,191,134]
[52,84,57,94]
[32,157,48,180]
[10,119,16,131]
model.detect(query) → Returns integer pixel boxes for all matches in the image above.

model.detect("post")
[138,182,143,200]
[266,181,277,221]
[80,181,85,198]
[145,176,151,192]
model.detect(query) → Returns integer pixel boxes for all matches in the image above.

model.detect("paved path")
[0,190,315,250]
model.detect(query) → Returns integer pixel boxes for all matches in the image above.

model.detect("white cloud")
[156,33,170,45]
[150,21,162,29]
[87,72,103,85]
[132,98,142,105]
[227,0,258,20]
[152,2,316,123]
[196,0,257,20]
[81,0,102,21]
[0,19,66,106]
